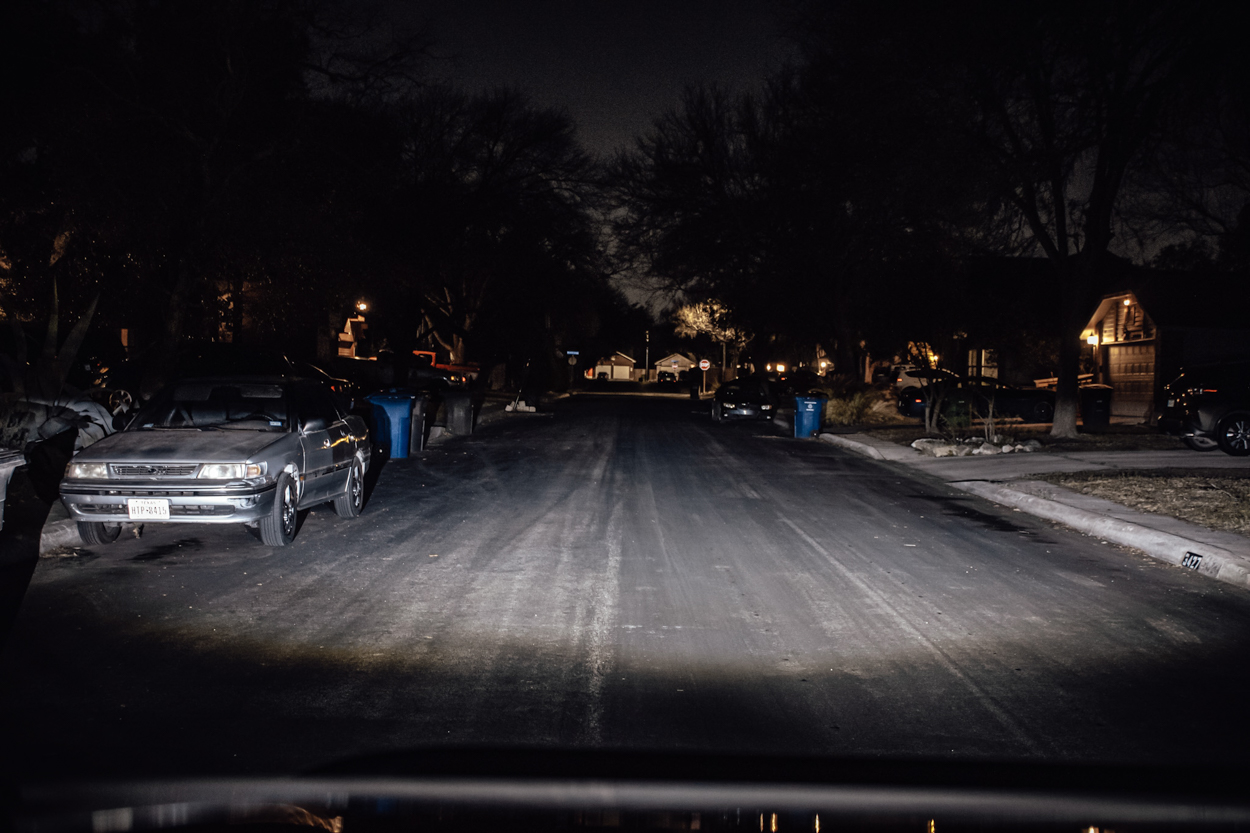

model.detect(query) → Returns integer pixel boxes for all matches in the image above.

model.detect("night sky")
[406,0,797,156]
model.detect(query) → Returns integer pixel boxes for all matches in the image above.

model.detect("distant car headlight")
[761,404,773,409]
[198,463,264,479]
[67,462,109,480]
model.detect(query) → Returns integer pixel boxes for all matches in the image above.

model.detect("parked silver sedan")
[59,376,371,546]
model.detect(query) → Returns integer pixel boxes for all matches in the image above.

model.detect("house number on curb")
[1182,552,1203,570]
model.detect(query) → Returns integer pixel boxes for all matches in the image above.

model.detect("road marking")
[779,516,1044,756]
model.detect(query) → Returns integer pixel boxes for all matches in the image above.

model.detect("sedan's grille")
[111,464,198,478]
[78,503,234,517]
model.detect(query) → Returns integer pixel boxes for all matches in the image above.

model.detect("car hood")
[70,428,290,464]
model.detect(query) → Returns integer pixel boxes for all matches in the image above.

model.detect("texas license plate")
[127,498,170,520]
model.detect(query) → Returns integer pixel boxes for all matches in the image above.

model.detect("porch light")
[1087,335,1099,345]
[776,363,786,373]
[1123,298,1131,306]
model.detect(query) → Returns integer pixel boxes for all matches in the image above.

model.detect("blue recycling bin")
[794,396,826,439]
[367,390,416,459]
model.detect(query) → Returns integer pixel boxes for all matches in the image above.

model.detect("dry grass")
[1043,471,1250,536]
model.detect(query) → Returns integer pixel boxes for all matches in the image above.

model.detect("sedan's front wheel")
[259,472,298,546]
[333,459,365,518]
[77,521,121,545]
[1216,414,1250,456]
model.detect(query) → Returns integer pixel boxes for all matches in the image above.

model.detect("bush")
[824,391,878,425]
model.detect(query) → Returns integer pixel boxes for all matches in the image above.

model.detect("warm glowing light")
[771,813,778,833]
[927,821,935,833]
[1123,298,1131,306]
[776,363,786,373]
[1086,335,1098,345]
[819,361,828,369]
[357,301,369,312]
[766,364,773,371]
[814,815,820,833]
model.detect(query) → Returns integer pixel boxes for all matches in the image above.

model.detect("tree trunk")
[1051,334,1081,438]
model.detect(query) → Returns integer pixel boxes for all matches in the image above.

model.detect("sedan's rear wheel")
[332,459,364,518]
[1182,435,1219,452]
[77,521,121,545]
[1028,400,1054,424]
[1216,414,1250,456]
[259,472,298,546]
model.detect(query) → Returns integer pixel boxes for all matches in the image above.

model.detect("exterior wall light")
[1087,335,1099,345]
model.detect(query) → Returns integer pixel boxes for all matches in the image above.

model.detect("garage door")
[1106,342,1155,420]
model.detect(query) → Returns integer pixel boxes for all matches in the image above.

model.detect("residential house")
[593,352,636,381]
[1081,281,1250,421]
[653,353,696,380]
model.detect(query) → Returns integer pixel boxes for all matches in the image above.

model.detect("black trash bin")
[409,394,429,452]
[445,390,475,436]
[1079,384,1113,430]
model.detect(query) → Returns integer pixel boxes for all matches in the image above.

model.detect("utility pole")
[645,330,650,383]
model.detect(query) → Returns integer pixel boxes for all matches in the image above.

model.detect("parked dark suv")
[1157,361,1250,455]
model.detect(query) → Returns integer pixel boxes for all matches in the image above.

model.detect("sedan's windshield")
[135,382,289,430]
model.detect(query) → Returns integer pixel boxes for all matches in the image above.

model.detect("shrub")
[824,391,878,425]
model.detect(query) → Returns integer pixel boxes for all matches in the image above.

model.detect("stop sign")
[698,359,710,371]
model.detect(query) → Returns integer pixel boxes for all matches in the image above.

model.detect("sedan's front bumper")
[60,480,278,525]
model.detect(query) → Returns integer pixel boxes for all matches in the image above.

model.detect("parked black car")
[898,375,1055,423]
[711,377,777,422]
[1158,361,1250,455]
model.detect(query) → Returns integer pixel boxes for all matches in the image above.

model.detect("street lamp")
[357,300,369,313]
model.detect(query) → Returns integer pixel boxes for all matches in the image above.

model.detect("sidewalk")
[820,432,1250,592]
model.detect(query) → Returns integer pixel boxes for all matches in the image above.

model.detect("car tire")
[333,459,364,519]
[77,521,121,545]
[1216,414,1250,456]
[1029,400,1054,424]
[259,472,298,546]
[1182,436,1220,452]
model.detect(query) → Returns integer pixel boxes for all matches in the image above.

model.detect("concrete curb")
[951,480,1250,592]
[817,431,1250,592]
[818,432,923,462]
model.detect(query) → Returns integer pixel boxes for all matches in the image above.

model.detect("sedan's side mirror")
[301,416,329,433]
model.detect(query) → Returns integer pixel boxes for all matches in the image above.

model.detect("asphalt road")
[3,394,1250,780]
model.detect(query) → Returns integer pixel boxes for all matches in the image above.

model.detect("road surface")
[3,394,1249,779]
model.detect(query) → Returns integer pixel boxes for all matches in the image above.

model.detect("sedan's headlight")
[198,463,264,479]
[66,462,109,480]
